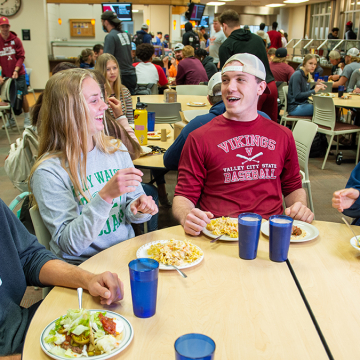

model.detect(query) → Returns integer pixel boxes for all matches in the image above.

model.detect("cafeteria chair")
[183,109,209,122]
[146,102,182,124]
[292,120,318,214]
[8,191,31,218]
[277,82,287,107]
[176,85,208,96]
[280,86,312,130]
[0,78,21,145]
[26,68,37,102]
[29,206,52,298]
[312,95,360,170]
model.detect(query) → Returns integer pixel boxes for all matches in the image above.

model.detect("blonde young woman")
[287,54,326,116]
[75,48,95,69]
[95,53,134,123]
[29,69,158,265]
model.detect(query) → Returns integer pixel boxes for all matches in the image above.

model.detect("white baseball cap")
[347,48,359,57]
[221,53,266,81]
[174,43,184,51]
[141,23,149,30]
[208,72,222,96]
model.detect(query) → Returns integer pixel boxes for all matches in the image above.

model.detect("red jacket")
[267,30,282,49]
[0,31,25,77]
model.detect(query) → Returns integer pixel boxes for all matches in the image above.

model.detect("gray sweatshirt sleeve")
[347,69,360,92]
[104,33,115,55]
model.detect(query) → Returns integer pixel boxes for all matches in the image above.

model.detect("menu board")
[70,19,95,37]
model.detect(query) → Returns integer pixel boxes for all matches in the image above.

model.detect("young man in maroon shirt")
[0,17,30,129]
[267,22,282,49]
[173,53,313,236]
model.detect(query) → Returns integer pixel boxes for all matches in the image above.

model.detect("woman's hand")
[99,168,143,204]
[130,194,158,215]
[332,188,360,212]
[108,96,123,118]
[314,82,327,93]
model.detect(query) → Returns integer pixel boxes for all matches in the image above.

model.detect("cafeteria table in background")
[23,225,329,359]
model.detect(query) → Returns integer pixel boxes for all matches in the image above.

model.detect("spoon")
[342,217,360,246]
[210,234,223,243]
[168,264,187,278]
[77,287,83,309]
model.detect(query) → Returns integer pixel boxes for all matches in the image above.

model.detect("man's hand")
[107,96,122,118]
[170,57,176,66]
[332,188,360,212]
[87,271,124,306]
[162,56,169,66]
[217,62,220,69]
[285,202,314,223]
[99,168,143,204]
[130,194,158,215]
[353,88,360,94]
[12,71,18,79]
[329,75,340,81]
[183,208,214,236]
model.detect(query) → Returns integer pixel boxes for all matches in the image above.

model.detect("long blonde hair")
[29,68,121,205]
[300,54,317,81]
[95,53,125,101]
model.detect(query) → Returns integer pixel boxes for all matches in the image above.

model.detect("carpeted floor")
[1,94,358,307]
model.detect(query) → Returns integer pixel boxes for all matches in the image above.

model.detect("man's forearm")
[0,355,21,360]
[173,196,195,227]
[284,188,307,208]
[39,259,92,290]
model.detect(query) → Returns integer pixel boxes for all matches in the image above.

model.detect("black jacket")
[182,22,200,50]
[219,28,274,83]
[202,55,217,80]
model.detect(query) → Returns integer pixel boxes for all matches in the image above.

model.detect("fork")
[210,234,223,243]
[342,217,360,246]
[168,264,187,278]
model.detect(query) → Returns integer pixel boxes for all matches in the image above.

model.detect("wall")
[287,6,307,40]
[6,0,49,89]
[277,8,290,33]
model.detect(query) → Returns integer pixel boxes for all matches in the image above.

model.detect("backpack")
[133,33,145,47]
[4,127,39,192]
[309,133,328,158]
[134,83,155,95]
[188,31,200,51]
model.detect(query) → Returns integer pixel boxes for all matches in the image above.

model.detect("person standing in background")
[279,30,287,47]
[328,27,339,39]
[208,18,226,70]
[134,24,152,45]
[182,22,200,50]
[0,16,30,129]
[267,22,282,49]
[101,11,137,95]
[256,23,271,48]
[93,44,104,62]
[345,21,357,40]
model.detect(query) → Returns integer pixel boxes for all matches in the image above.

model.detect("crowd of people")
[3,10,360,359]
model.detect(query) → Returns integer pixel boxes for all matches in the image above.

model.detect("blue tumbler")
[148,112,155,132]
[175,333,215,360]
[238,213,262,260]
[269,215,293,262]
[129,258,159,318]
[314,73,319,81]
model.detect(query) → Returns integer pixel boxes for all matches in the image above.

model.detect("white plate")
[350,236,360,251]
[136,240,204,270]
[202,217,238,241]
[187,102,206,107]
[147,131,170,140]
[140,146,152,156]
[40,310,133,360]
[261,220,319,243]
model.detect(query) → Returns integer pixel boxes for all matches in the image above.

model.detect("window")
[310,1,331,39]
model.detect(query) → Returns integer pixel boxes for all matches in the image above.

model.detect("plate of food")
[202,217,238,241]
[136,239,204,270]
[350,236,360,251]
[187,102,206,107]
[261,220,319,243]
[147,131,171,140]
[140,146,152,156]
[40,309,133,359]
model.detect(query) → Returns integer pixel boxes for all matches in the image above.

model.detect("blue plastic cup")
[238,213,262,260]
[323,75,329,82]
[338,85,345,97]
[314,73,319,81]
[269,215,293,262]
[148,112,155,132]
[175,333,215,360]
[129,258,159,318]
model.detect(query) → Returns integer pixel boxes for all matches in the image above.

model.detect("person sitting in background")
[0,197,125,359]
[131,42,140,63]
[269,47,294,83]
[267,22,282,49]
[95,53,134,123]
[347,68,360,93]
[256,22,270,48]
[267,48,276,63]
[279,30,287,47]
[164,43,183,78]
[175,45,208,85]
[133,43,168,87]
[194,48,217,80]
[296,54,323,77]
[93,44,104,62]
[29,69,157,265]
[328,27,339,39]
[287,54,326,116]
[76,48,95,69]
[329,50,344,78]
[330,48,360,88]
[164,72,271,171]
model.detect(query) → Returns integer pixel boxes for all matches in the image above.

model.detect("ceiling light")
[266,3,286,6]
[223,0,235,2]
[283,0,309,3]
[207,2,226,5]
[132,9,139,12]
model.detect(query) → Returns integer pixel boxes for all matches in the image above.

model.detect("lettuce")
[71,325,89,336]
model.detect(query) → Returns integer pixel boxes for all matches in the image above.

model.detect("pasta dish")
[147,239,203,266]
[206,217,238,238]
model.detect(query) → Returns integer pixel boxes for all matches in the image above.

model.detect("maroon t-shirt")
[175,115,302,219]
[176,57,208,85]
[267,30,282,49]
[270,62,295,83]
[0,31,25,77]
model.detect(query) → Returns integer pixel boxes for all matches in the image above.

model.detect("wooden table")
[288,220,360,359]
[330,93,360,108]
[132,95,212,111]
[23,226,328,360]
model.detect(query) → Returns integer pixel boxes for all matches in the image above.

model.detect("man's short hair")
[213,17,219,23]
[332,27,339,32]
[182,45,194,58]
[272,22,278,29]
[268,48,276,57]
[157,31,162,35]
[200,26,205,30]
[218,10,240,28]
[93,44,104,54]
[136,43,155,62]
[259,23,265,30]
